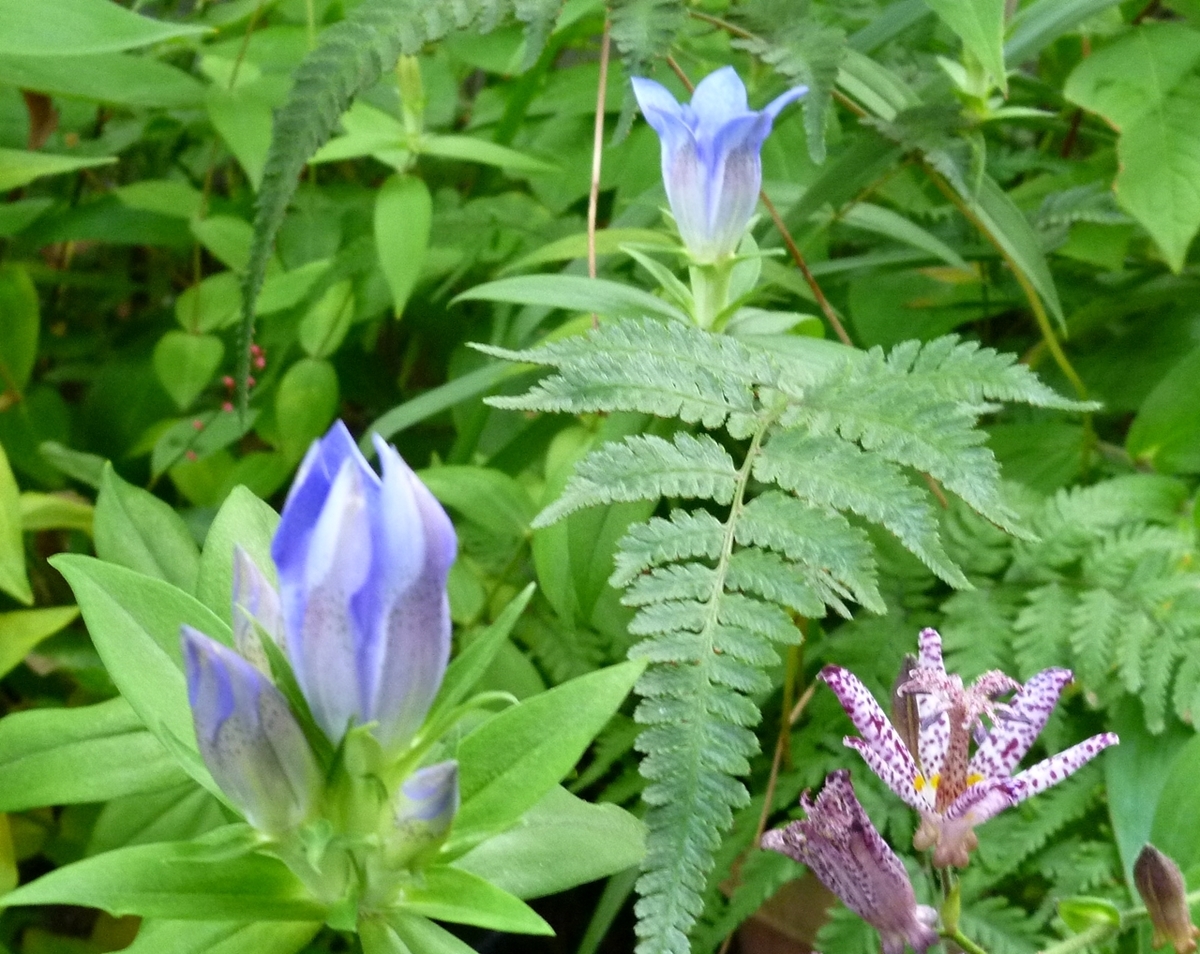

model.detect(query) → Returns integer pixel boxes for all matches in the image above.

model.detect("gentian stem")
[941,928,990,954]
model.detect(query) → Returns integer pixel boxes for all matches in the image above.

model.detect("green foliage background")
[1,0,1199,952]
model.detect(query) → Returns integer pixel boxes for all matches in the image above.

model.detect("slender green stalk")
[942,929,991,954]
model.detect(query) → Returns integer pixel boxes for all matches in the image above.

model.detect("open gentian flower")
[631,66,806,263]
[762,770,938,954]
[181,421,459,837]
[822,628,1118,868]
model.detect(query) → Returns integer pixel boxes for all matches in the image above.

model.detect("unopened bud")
[891,654,923,770]
[1135,845,1199,954]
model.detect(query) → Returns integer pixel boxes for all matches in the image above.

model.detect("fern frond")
[789,347,1024,535]
[609,0,688,136]
[956,897,1042,954]
[755,430,966,587]
[737,491,884,614]
[479,319,774,436]
[239,0,557,407]
[536,433,738,526]
[612,511,727,587]
[725,549,825,617]
[732,3,845,164]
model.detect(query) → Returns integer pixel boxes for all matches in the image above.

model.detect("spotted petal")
[1006,732,1119,805]
[969,667,1072,780]
[822,665,923,809]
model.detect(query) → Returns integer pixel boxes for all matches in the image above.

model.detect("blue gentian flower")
[631,66,806,263]
[388,760,459,864]
[181,421,459,838]
[182,625,321,835]
[271,421,457,754]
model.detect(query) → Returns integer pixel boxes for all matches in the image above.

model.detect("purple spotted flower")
[762,770,938,954]
[272,420,457,754]
[822,628,1119,868]
[631,66,806,263]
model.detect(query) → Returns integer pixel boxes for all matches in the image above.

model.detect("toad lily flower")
[182,420,459,840]
[762,770,938,954]
[631,66,806,263]
[822,628,1118,868]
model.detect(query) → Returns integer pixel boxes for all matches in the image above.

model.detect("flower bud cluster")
[180,421,459,904]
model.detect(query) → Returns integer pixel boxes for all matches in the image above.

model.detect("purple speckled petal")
[968,667,1073,780]
[822,665,924,809]
[1007,732,1120,804]
[761,770,938,954]
[917,627,944,672]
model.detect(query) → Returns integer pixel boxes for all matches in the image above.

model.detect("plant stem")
[943,928,990,954]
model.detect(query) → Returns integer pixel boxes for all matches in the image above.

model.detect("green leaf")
[95,463,201,593]
[0,147,115,191]
[454,785,645,899]
[1150,731,1200,874]
[503,229,675,274]
[0,605,78,679]
[923,0,1006,93]
[190,216,253,272]
[38,440,106,489]
[394,865,553,935]
[1065,23,1200,272]
[389,913,481,954]
[1126,344,1200,474]
[453,659,645,839]
[1005,0,1121,64]
[0,443,31,605]
[419,466,536,538]
[0,0,206,55]
[121,919,320,954]
[89,782,226,855]
[174,272,241,333]
[455,275,689,324]
[375,175,432,319]
[48,554,230,793]
[298,281,355,358]
[360,917,412,954]
[840,203,968,269]
[428,583,536,725]
[0,698,188,812]
[151,410,260,482]
[364,363,514,445]
[20,491,94,534]
[419,134,555,174]
[1057,897,1121,934]
[153,332,225,411]
[205,76,287,190]
[0,837,324,921]
[195,486,279,626]
[957,174,1064,327]
[275,358,339,462]
[0,262,39,395]
[0,52,205,109]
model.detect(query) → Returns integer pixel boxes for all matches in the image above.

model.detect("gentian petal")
[821,665,925,809]
[231,546,284,672]
[1005,732,1119,805]
[689,66,750,134]
[288,457,376,743]
[762,84,808,122]
[182,625,320,835]
[968,667,1073,780]
[364,438,455,752]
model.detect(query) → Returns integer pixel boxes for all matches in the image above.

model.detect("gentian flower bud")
[762,770,938,954]
[231,545,284,673]
[182,625,321,836]
[631,66,806,263]
[388,760,459,866]
[1135,845,1199,954]
[271,421,457,754]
